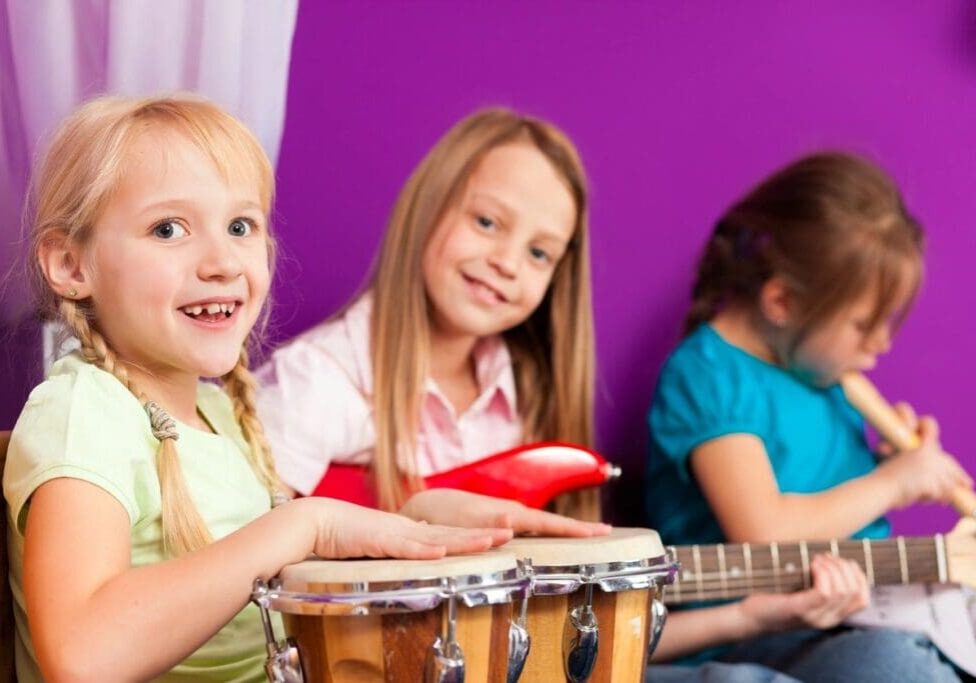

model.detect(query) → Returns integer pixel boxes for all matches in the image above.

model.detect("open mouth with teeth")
[180,302,238,323]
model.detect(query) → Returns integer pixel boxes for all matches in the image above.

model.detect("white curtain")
[0,0,300,322]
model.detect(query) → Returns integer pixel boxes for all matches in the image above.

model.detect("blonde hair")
[369,108,597,517]
[29,95,281,556]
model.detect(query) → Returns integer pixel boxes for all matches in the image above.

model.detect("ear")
[36,231,91,300]
[757,276,794,327]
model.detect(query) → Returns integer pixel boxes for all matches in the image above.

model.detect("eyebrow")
[136,199,264,216]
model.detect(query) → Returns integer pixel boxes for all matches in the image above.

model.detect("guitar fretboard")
[665,536,946,605]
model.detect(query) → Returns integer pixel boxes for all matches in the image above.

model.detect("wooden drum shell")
[284,602,513,682]
[270,552,522,683]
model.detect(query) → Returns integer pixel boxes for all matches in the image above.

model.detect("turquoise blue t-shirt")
[645,324,889,547]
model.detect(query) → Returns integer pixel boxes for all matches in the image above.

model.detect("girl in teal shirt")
[646,152,969,682]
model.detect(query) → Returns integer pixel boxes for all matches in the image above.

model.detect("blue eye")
[529,246,551,263]
[152,221,186,240]
[229,218,253,237]
[475,215,495,230]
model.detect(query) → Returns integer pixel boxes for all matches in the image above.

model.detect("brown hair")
[684,151,923,346]
[369,108,596,514]
[29,94,281,555]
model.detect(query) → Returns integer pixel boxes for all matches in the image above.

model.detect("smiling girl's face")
[76,127,270,389]
[421,141,577,345]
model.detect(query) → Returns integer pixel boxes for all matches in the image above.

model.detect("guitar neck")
[665,535,948,605]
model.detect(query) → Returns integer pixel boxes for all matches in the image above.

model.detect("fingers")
[893,402,918,433]
[798,555,868,628]
[417,524,503,554]
[917,415,940,444]
[506,507,612,537]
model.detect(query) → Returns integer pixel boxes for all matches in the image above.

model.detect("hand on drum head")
[398,489,612,540]
[308,497,506,559]
[738,554,870,633]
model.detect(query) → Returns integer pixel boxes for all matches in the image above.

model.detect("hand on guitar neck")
[841,372,974,515]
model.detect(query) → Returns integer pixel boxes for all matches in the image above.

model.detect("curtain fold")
[0,0,300,322]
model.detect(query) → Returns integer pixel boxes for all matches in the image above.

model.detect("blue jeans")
[648,627,964,683]
[648,662,799,682]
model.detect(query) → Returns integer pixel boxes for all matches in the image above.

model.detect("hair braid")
[59,299,214,555]
[221,344,283,502]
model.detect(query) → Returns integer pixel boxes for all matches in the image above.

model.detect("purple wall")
[272,1,976,534]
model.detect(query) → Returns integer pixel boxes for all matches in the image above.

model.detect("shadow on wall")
[0,320,42,430]
[600,291,687,527]
[949,0,976,67]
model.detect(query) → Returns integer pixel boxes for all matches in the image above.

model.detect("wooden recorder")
[840,372,976,518]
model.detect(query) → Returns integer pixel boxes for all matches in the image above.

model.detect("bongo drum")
[506,528,676,683]
[252,551,529,682]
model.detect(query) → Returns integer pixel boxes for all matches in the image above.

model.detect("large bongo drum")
[252,551,528,682]
[507,528,676,683]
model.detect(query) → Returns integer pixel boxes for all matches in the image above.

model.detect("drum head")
[279,551,518,585]
[504,527,663,566]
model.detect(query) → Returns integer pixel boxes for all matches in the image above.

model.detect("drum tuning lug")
[507,619,530,683]
[251,579,306,683]
[562,583,599,683]
[648,598,668,659]
[426,582,466,682]
[507,559,532,682]
[425,636,465,683]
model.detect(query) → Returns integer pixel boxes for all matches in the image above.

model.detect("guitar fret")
[830,539,839,557]
[897,537,908,584]
[692,545,704,600]
[743,543,753,591]
[862,538,874,586]
[770,542,781,592]
[717,543,728,598]
[667,546,681,602]
[799,540,810,589]
[936,534,947,583]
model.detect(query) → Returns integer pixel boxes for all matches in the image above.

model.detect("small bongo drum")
[506,528,676,683]
[252,551,529,682]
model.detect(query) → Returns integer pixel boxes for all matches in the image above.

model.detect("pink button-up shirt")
[255,294,522,495]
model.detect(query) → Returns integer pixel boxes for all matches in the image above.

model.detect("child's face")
[422,142,576,344]
[80,128,270,386]
[790,290,898,386]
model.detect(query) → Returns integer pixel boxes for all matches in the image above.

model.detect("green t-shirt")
[4,353,277,682]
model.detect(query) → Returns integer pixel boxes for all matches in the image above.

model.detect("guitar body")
[309,441,620,511]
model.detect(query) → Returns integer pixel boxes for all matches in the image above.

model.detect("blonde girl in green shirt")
[3,94,531,682]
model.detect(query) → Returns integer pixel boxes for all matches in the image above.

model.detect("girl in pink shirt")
[258,109,600,520]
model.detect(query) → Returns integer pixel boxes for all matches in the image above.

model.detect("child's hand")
[398,489,612,539]
[739,554,869,633]
[875,401,918,458]
[875,416,972,508]
[306,497,508,560]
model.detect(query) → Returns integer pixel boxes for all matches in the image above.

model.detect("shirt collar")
[424,335,517,420]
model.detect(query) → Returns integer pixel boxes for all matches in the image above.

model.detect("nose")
[487,239,520,279]
[197,230,243,281]
[864,323,892,355]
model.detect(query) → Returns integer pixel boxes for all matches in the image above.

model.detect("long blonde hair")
[29,95,281,556]
[370,109,596,514]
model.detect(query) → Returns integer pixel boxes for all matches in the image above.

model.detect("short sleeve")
[256,337,374,495]
[4,359,154,533]
[648,347,766,484]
